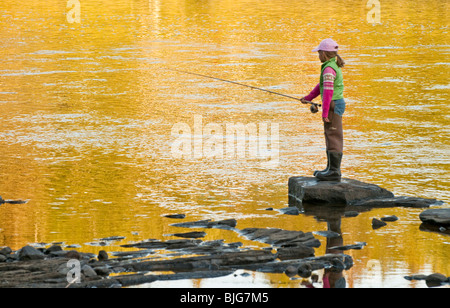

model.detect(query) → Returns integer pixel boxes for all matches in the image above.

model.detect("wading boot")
[315,151,342,182]
[313,151,329,176]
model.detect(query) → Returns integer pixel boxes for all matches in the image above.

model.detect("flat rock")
[353,196,441,208]
[288,176,441,208]
[288,177,394,206]
[171,219,237,229]
[419,208,450,226]
[240,228,321,248]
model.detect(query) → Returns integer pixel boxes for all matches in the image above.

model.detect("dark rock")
[121,239,202,250]
[99,236,126,241]
[0,246,12,256]
[313,230,341,238]
[372,218,387,229]
[288,176,394,206]
[344,211,359,217]
[164,214,186,219]
[18,246,45,261]
[171,219,237,229]
[419,208,450,227]
[297,263,312,278]
[329,242,367,251]
[279,207,300,215]
[98,250,108,261]
[353,196,441,208]
[425,273,448,283]
[82,265,97,277]
[0,196,3,204]
[404,274,428,281]
[171,231,207,239]
[93,266,112,276]
[65,250,81,260]
[277,245,315,261]
[381,215,399,222]
[45,245,62,254]
[284,265,298,278]
[0,255,6,262]
[240,228,320,248]
[288,176,442,209]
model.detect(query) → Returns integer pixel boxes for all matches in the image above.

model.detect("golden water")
[0,0,448,287]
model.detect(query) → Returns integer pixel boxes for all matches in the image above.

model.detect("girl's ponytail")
[321,51,345,68]
[336,54,345,68]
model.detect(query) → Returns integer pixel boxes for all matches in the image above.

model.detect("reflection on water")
[0,0,448,288]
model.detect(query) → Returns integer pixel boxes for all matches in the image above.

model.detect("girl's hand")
[300,98,308,104]
[323,117,330,123]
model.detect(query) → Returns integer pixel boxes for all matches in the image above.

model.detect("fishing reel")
[310,104,319,114]
[303,100,321,114]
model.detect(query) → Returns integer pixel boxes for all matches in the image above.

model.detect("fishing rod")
[167,68,321,113]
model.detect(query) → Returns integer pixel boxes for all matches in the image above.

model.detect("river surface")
[0,0,448,288]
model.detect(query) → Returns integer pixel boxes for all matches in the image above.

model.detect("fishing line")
[165,68,321,111]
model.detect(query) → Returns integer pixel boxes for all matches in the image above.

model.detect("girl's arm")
[321,67,336,119]
[303,83,320,102]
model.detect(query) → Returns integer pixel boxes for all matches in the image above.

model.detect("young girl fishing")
[301,38,346,182]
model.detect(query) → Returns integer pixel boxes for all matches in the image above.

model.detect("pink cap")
[312,38,339,52]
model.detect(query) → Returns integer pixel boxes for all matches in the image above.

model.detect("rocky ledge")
[288,177,442,208]
[0,220,353,288]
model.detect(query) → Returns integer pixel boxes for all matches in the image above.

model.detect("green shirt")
[320,57,344,100]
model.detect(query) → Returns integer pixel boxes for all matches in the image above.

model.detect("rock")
[425,273,447,283]
[164,214,186,219]
[18,246,45,261]
[284,265,298,278]
[45,245,63,255]
[353,196,441,208]
[419,208,450,227]
[297,263,313,278]
[171,219,237,229]
[288,176,394,205]
[240,228,320,248]
[344,211,359,217]
[277,245,315,261]
[171,231,207,239]
[372,218,387,229]
[99,236,126,241]
[404,274,428,281]
[329,242,367,251]
[0,246,12,256]
[288,176,441,208]
[313,230,341,238]
[0,196,3,204]
[93,266,111,276]
[98,250,108,261]
[279,207,300,215]
[381,215,399,222]
[82,265,97,277]
[65,250,81,260]
[0,255,6,262]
